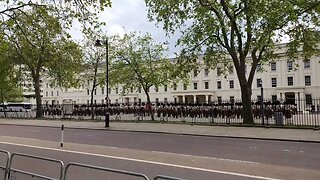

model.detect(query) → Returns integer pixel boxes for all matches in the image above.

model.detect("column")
[183,95,186,104]
[193,95,196,103]
[205,95,209,103]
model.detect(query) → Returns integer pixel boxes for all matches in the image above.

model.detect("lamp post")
[95,39,109,128]
[260,82,265,126]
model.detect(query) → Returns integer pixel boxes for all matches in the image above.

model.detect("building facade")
[41,46,320,106]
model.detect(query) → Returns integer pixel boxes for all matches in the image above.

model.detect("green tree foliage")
[109,32,179,120]
[4,7,83,118]
[0,41,22,104]
[0,0,111,29]
[145,0,320,124]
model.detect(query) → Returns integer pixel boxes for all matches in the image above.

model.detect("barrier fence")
[0,150,10,180]
[0,149,185,180]
[1,98,320,128]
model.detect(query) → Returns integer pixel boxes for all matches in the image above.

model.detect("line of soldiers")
[66,101,297,120]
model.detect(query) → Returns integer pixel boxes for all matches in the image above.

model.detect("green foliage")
[0,42,22,103]
[109,32,180,96]
[0,0,111,30]
[145,0,320,78]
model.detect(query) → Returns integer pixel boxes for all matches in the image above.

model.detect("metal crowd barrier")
[0,149,10,180]
[63,162,149,180]
[0,150,185,180]
[8,153,64,180]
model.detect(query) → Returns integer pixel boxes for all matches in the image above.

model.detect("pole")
[105,39,110,128]
[261,86,265,125]
[60,125,64,147]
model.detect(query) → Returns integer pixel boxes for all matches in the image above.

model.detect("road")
[0,125,319,180]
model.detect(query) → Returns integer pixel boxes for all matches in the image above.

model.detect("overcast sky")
[70,0,181,57]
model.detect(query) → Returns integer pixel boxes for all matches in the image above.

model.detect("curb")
[1,123,320,144]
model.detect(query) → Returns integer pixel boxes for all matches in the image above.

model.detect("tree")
[0,0,111,28]
[4,7,83,118]
[0,43,22,104]
[109,32,179,121]
[81,32,106,120]
[145,0,320,124]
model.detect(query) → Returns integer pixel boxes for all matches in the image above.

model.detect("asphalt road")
[0,125,320,180]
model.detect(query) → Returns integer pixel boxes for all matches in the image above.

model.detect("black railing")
[1,98,320,128]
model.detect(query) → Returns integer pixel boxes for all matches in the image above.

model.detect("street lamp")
[95,39,109,128]
[260,81,265,126]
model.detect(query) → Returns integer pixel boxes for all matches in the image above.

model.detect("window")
[204,69,209,77]
[229,80,234,89]
[164,85,168,92]
[108,88,111,94]
[257,78,262,88]
[305,76,311,86]
[51,91,53,96]
[94,89,97,95]
[193,82,197,90]
[230,96,235,104]
[164,98,168,103]
[155,86,159,92]
[257,64,262,72]
[217,67,222,76]
[155,98,159,103]
[46,92,48,97]
[102,100,104,104]
[102,87,104,95]
[173,83,177,91]
[272,95,277,102]
[87,89,89,95]
[138,87,141,93]
[306,94,312,105]
[130,87,133,93]
[57,91,59,96]
[87,80,90,86]
[217,81,221,89]
[193,70,198,77]
[287,60,293,71]
[183,84,187,90]
[228,66,234,74]
[304,60,310,69]
[217,97,222,104]
[287,77,293,86]
[257,95,262,102]
[271,78,277,87]
[46,83,48,88]
[116,88,119,94]
[205,82,209,89]
[94,100,97,104]
[271,62,276,71]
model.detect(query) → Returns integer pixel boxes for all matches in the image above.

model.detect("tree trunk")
[33,75,43,118]
[145,92,154,121]
[240,84,254,125]
[90,87,95,120]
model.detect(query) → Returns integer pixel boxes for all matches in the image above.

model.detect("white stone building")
[41,44,320,106]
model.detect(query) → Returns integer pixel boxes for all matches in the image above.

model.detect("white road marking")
[151,150,259,164]
[0,141,281,180]
[299,151,304,153]
[282,149,292,152]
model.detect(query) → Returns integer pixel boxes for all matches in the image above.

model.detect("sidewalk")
[0,118,319,143]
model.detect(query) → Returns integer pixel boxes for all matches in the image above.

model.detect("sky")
[70,0,181,57]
